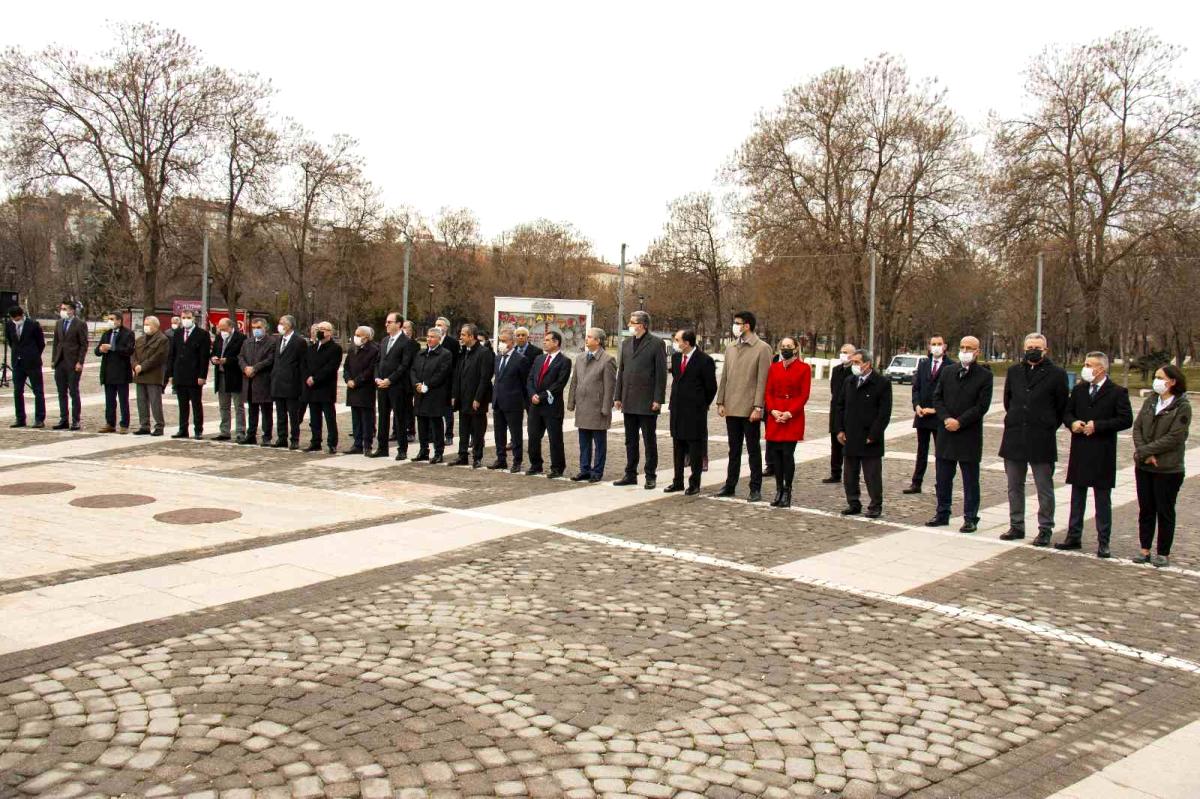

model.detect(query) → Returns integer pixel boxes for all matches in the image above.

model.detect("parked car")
[884,353,921,383]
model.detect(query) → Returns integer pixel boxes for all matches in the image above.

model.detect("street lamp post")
[638,295,645,311]
[273,290,280,319]
[1143,315,1150,355]
[428,283,435,326]
[306,290,314,328]
[1064,307,1072,364]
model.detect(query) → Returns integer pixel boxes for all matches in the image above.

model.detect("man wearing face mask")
[715,312,774,501]
[411,326,454,463]
[823,343,857,484]
[664,329,717,495]
[166,310,211,439]
[905,335,954,494]
[435,317,461,447]
[450,323,495,468]
[270,314,308,449]
[836,349,891,517]
[51,299,89,430]
[4,306,46,428]
[302,321,342,454]
[238,318,276,446]
[344,325,380,455]
[614,311,668,490]
[131,315,168,436]
[930,336,993,533]
[1057,351,1133,557]
[489,327,529,472]
[95,312,135,433]
[209,317,246,442]
[997,333,1069,543]
[369,312,417,460]
[567,327,617,482]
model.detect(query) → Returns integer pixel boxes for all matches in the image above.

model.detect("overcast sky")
[5,1,1197,263]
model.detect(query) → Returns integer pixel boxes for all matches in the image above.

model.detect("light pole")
[273,290,280,319]
[428,283,435,326]
[638,294,645,311]
[306,290,314,329]
[1064,306,1072,364]
[1143,315,1150,355]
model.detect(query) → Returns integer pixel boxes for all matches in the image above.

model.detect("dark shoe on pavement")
[1152,555,1170,568]
[612,476,638,487]
[999,529,1025,541]
[716,486,736,498]
[959,521,978,534]
[1031,530,1052,547]
[429,455,444,465]
[644,479,657,490]
[70,423,82,431]
[663,483,684,493]
[213,434,231,441]
[821,475,841,484]
[546,470,564,479]
[588,475,603,483]
[1097,546,1112,559]
[151,429,163,436]
[763,465,775,477]
[769,490,783,507]
[778,489,792,508]
[864,508,882,519]
[193,433,204,440]
[1053,539,1082,551]
[97,426,116,433]
[366,449,388,458]
[171,431,189,439]
[841,506,862,516]
[570,472,590,482]
[52,421,70,430]
[288,441,300,450]
[411,452,430,462]
[747,490,762,502]
[684,486,700,496]
[10,422,26,428]
[133,428,151,436]
[303,443,322,453]
[449,456,469,466]
[345,447,364,455]
[119,427,129,434]
[902,483,922,494]
[926,517,949,527]
[31,422,45,428]
[444,435,454,446]
[525,468,543,476]
[510,465,524,474]
[488,461,508,471]
[395,452,409,461]
[1132,553,1153,564]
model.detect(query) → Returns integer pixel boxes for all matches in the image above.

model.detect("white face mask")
[672,342,682,353]
[220,330,230,340]
[731,323,743,338]
[958,350,975,365]
[143,325,153,335]
[181,318,195,330]
[838,352,850,364]
[171,323,179,330]
[497,341,509,355]
[59,310,70,320]
[851,363,864,377]
[1080,366,1095,384]
[353,335,364,347]
[930,345,944,357]
[627,325,638,337]
[1153,378,1170,396]
[277,324,286,335]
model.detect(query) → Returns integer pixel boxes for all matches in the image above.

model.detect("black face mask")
[1024,349,1044,363]
[316,330,326,341]
[780,348,795,360]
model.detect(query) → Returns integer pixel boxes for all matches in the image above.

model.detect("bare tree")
[642,192,733,335]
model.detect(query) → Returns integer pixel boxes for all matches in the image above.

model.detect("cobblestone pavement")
[1,373,1198,798]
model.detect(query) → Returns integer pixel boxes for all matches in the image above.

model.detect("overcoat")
[568,349,618,430]
[764,359,812,443]
[343,341,381,408]
[933,363,994,462]
[668,349,718,441]
[411,345,454,417]
[998,360,1069,463]
[1063,379,1133,488]
[835,370,892,457]
[238,334,276,404]
[615,333,668,414]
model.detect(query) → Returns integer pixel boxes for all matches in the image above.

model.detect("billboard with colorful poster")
[170,300,247,332]
[494,297,594,352]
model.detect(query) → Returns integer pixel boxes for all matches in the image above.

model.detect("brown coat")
[715,331,773,418]
[568,349,617,430]
[133,331,169,385]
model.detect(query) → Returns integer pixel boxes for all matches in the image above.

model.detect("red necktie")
[538,355,552,386]
[681,354,689,374]
[931,359,939,379]
[184,329,189,344]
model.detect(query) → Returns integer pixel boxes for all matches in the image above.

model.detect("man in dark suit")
[823,343,856,483]
[1057,351,1134,557]
[238,318,276,446]
[664,329,717,496]
[513,326,542,365]
[836,349,892,518]
[436,317,461,447]
[905,335,953,494]
[489,328,529,473]
[210,317,246,442]
[931,336,994,533]
[95,311,135,433]
[166,310,211,439]
[302,321,342,454]
[51,298,89,430]
[411,326,454,463]
[369,311,418,460]
[5,306,46,428]
[270,314,308,449]
[613,311,668,489]
[451,323,495,468]
[998,333,1070,543]
[526,331,572,478]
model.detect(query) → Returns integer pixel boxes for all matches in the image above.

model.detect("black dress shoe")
[271,440,288,448]
[588,475,602,483]
[841,506,862,516]
[345,447,365,455]
[303,444,322,452]
[192,433,204,440]
[570,473,590,482]
[999,529,1025,541]
[1097,546,1112,559]
[52,421,70,430]
[644,479,657,490]
[769,491,783,507]
[612,476,637,487]
[171,431,189,439]
[525,468,543,476]
[1053,539,1082,551]
[472,460,482,469]
[366,450,388,458]
[902,484,922,494]
[1032,531,1052,547]
[684,486,700,496]
[31,422,45,429]
[151,429,163,437]
[214,434,232,441]
[288,442,300,450]
[547,471,564,479]
[71,424,82,431]
[716,486,736,498]
[488,461,508,470]
[778,490,791,508]
[959,521,978,534]
[663,483,685,493]
[926,517,950,527]
[133,428,151,436]
[10,422,26,428]
[429,455,443,465]
[411,452,430,462]
[395,452,409,461]
[864,508,882,519]
[821,475,841,484]
[449,456,469,466]
[747,490,762,502]
[510,465,524,474]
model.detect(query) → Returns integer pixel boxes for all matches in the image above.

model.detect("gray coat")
[615,333,668,415]
[238,334,277,405]
[568,349,617,430]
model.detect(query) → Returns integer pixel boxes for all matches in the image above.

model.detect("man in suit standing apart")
[836,349,892,518]
[370,312,417,460]
[664,329,717,496]
[614,310,668,490]
[52,298,88,430]
[567,327,618,483]
[5,306,46,428]
[715,311,774,501]
[167,310,211,439]
[1057,351,1133,557]
[526,331,572,478]
[411,326,454,463]
[302,321,341,454]
[489,327,529,473]
[95,311,135,433]
[823,342,857,484]
[905,335,953,494]
[930,335,994,533]
[998,332,1069,543]
[238,318,276,447]
[451,323,495,468]
[132,316,169,436]
[210,317,246,442]
[271,314,307,449]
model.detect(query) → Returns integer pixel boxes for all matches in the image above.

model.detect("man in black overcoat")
[931,336,994,533]
[95,311,135,433]
[270,314,308,449]
[824,343,856,483]
[5,305,46,428]
[489,328,529,472]
[167,310,211,439]
[451,322,495,467]
[302,321,342,453]
[905,335,954,494]
[836,349,892,518]
[665,329,717,495]
[411,326,454,463]
[369,312,418,460]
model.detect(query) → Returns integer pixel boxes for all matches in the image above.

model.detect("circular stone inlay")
[154,507,242,525]
[0,482,75,496]
[70,493,157,509]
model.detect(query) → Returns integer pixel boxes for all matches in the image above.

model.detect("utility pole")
[868,251,876,355]
[200,231,210,329]
[617,243,626,360]
[402,238,412,322]
[1035,251,1044,334]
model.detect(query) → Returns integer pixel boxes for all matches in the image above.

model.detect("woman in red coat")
[765,337,812,507]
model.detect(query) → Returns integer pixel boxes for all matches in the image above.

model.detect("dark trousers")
[458,410,488,461]
[54,363,82,424]
[579,429,608,478]
[12,362,46,424]
[493,406,523,465]
[935,457,981,521]
[376,390,409,454]
[444,407,455,439]
[247,401,273,441]
[623,413,659,479]
[911,426,937,484]
[104,383,130,428]
[725,416,763,492]
[1066,484,1113,546]
[417,414,445,456]
[273,397,302,443]
[673,437,704,489]
[175,385,203,434]
[829,431,844,478]
[844,454,883,512]
[767,440,797,492]
[528,409,565,472]
[1135,468,1184,556]
[308,401,337,447]
[350,404,375,450]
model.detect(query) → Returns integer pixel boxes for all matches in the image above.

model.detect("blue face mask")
[252,329,265,340]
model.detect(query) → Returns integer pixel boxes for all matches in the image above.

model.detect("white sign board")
[493,296,595,351]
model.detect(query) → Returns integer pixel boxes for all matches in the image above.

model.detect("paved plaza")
[1,363,1198,798]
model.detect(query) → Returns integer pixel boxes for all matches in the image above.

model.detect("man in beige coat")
[132,316,169,436]
[716,310,774,502]
[568,327,617,482]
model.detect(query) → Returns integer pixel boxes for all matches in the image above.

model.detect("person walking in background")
[567,327,617,482]
[238,317,276,447]
[51,298,88,430]
[823,343,857,484]
[764,336,811,508]
[665,329,717,496]
[131,316,168,436]
[1132,364,1191,568]
[905,335,952,494]
[95,311,134,433]
[930,336,993,533]
[715,311,774,502]
[344,325,380,455]
[1057,351,1133,557]
[614,311,668,489]
[5,306,46,428]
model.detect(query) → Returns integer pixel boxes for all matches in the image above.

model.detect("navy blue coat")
[95,326,135,385]
[4,317,45,368]
[492,350,529,412]
[933,363,994,463]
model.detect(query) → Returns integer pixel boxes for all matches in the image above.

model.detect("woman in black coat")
[343,326,381,454]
